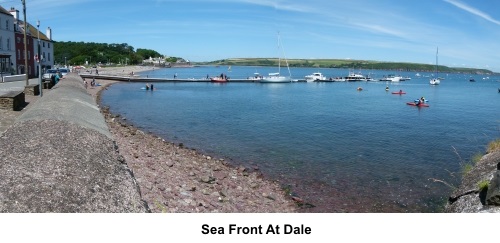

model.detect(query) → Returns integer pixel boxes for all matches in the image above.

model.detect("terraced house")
[0,5,53,79]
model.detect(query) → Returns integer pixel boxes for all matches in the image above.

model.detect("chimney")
[46,27,52,41]
[9,7,19,20]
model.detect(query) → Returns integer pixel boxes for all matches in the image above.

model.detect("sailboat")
[261,32,292,83]
[430,47,440,85]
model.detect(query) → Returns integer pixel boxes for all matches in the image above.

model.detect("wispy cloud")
[240,0,314,13]
[350,23,407,39]
[444,0,500,26]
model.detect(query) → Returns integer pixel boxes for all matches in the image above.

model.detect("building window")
[48,53,51,61]
[28,51,31,60]
[43,42,45,47]
[6,20,9,30]
[48,43,51,48]
[17,50,20,60]
[6,38,10,50]
[0,37,2,50]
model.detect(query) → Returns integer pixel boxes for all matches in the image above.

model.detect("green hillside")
[200,58,495,75]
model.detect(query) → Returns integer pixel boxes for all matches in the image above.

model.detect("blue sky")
[7,0,500,71]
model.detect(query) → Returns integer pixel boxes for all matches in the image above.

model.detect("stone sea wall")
[0,74,149,212]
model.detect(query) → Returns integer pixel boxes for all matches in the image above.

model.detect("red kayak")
[406,102,429,107]
[392,91,406,94]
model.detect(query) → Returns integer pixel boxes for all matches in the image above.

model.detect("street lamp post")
[22,0,28,86]
[37,20,42,97]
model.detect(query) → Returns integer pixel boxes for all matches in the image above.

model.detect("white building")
[3,6,54,77]
[0,6,16,75]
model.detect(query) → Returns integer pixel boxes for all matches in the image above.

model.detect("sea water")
[100,66,500,212]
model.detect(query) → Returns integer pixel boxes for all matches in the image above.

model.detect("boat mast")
[278,32,291,78]
[435,47,438,78]
[277,32,281,75]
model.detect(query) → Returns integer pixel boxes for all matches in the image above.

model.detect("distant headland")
[198,58,496,75]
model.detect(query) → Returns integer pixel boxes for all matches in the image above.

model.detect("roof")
[0,6,11,16]
[27,23,51,41]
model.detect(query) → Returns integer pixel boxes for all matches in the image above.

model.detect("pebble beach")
[89,66,299,212]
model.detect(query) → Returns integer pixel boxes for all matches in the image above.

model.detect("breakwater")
[81,74,265,83]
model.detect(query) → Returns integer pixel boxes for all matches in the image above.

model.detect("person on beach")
[84,80,88,89]
[150,84,154,91]
[174,73,177,79]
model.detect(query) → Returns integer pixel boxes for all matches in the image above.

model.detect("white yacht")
[380,74,402,82]
[261,32,292,83]
[305,72,326,82]
[345,72,366,81]
[430,47,440,85]
[261,73,291,83]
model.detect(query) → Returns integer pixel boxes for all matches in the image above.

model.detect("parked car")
[59,68,69,76]
[43,68,68,81]
[43,69,58,81]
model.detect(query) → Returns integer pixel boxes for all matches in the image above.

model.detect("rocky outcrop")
[0,74,149,212]
[445,151,500,213]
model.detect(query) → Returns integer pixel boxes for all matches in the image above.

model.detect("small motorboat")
[211,77,228,83]
[305,72,327,82]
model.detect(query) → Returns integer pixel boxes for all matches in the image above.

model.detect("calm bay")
[100,66,500,212]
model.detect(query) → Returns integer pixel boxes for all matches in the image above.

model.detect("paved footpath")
[0,78,49,134]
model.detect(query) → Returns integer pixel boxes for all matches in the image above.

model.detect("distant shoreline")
[194,58,498,75]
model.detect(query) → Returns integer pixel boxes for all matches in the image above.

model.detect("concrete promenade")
[0,74,149,212]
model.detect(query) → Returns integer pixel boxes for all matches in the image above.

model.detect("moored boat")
[305,72,326,82]
[248,73,263,81]
[261,73,291,83]
[380,74,403,82]
[261,32,292,83]
[345,72,366,81]
[211,77,228,82]
[430,47,440,85]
